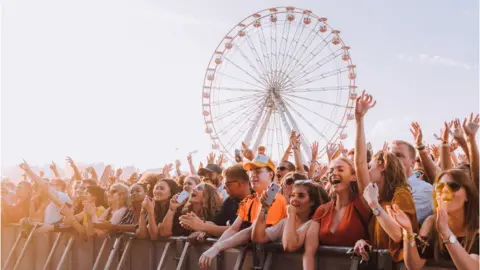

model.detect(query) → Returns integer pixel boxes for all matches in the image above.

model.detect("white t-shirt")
[44,191,73,224]
[408,174,433,224]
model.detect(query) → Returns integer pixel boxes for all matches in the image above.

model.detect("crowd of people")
[1,91,479,270]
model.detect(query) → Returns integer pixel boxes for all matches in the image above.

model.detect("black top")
[212,196,240,226]
[418,234,479,261]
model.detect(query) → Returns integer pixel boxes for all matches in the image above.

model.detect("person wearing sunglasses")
[389,169,479,270]
[280,172,308,204]
[276,161,295,184]
[198,152,287,269]
[179,164,253,243]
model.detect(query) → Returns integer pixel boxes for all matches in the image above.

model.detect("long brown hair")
[431,169,479,259]
[182,183,221,221]
[373,151,410,202]
[293,181,330,218]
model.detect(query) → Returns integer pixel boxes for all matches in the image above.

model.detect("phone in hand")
[176,190,190,204]
[264,183,281,207]
[234,149,242,163]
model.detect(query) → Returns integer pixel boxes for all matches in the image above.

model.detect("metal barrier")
[1,224,456,270]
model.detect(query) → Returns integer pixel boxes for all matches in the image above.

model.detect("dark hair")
[431,169,479,259]
[280,161,295,171]
[293,181,330,218]
[85,186,107,208]
[303,164,310,173]
[176,175,186,187]
[266,167,275,181]
[281,172,307,186]
[138,173,161,198]
[223,164,250,184]
[155,178,181,200]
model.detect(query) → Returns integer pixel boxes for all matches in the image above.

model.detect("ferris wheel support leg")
[243,98,269,147]
[280,104,312,162]
[252,107,274,151]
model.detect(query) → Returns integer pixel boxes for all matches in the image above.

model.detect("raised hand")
[387,204,413,232]
[355,90,377,119]
[430,145,440,161]
[363,183,379,208]
[115,168,123,179]
[410,122,424,146]
[435,195,452,239]
[462,112,480,137]
[451,118,465,141]
[49,161,58,171]
[216,154,225,167]
[66,156,76,168]
[241,142,254,161]
[175,160,181,168]
[449,141,459,152]
[440,121,453,144]
[310,141,319,162]
[141,197,154,213]
[207,152,216,164]
[19,160,32,172]
[289,130,301,149]
[382,142,389,153]
[326,143,339,160]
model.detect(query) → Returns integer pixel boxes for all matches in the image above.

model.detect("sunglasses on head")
[285,179,313,185]
[435,182,462,192]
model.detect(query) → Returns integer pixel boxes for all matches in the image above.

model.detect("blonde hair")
[110,183,131,207]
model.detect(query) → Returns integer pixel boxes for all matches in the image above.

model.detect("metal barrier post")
[12,224,40,270]
[55,235,75,270]
[262,252,273,270]
[92,238,109,270]
[42,232,63,270]
[233,247,248,270]
[175,242,190,270]
[104,236,123,270]
[156,241,172,270]
[2,231,22,270]
[115,237,133,270]
[252,243,265,270]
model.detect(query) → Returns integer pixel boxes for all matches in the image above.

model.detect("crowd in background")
[1,91,479,270]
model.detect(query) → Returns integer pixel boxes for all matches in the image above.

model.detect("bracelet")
[292,145,298,150]
[416,144,425,151]
[440,143,449,148]
[408,240,416,247]
[403,232,417,241]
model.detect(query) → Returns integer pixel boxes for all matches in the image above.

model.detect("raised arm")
[411,122,439,184]
[354,90,376,198]
[308,142,319,179]
[462,113,479,189]
[99,165,112,189]
[281,136,294,161]
[291,131,306,174]
[363,183,402,243]
[439,122,454,171]
[20,161,63,208]
[50,161,61,178]
[187,154,196,176]
[175,160,182,177]
[251,192,272,243]
[452,118,470,161]
[66,156,82,181]
[86,167,98,182]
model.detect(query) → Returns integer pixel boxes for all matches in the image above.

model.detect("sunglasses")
[285,179,313,185]
[434,182,462,193]
[277,167,287,171]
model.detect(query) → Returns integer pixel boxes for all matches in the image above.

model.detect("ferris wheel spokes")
[282,86,349,93]
[252,106,274,150]
[209,86,265,93]
[233,44,270,85]
[281,95,343,126]
[223,56,269,87]
[282,92,347,108]
[216,102,263,136]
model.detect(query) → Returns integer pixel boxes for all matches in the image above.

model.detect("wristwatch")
[442,235,457,245]
[371,206,382,216]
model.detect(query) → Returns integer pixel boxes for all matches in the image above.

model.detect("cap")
[198,164,223,176]
[243,154,275,172]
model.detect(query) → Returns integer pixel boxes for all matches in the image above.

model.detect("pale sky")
[1,0,478,180]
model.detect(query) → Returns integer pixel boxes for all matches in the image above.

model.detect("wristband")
[416,144,425,151]
[440,143,449,148]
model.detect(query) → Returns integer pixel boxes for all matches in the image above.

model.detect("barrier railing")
[1,224,456,270]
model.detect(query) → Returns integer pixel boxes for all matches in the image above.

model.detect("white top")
[44,191,72,224]
[265,219,312,242]
[408,174,433,224]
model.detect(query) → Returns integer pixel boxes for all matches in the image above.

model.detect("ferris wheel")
[202,6,357,163]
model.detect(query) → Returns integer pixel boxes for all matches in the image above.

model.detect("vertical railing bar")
[42,232,63,270]
[175,242,190,270]
[104,236,122,270]
[12,224,40,270]
[115,238,132,270]
[55,235,75,270]
[2,231,22,270]
[92,238,109,270]
[155,241,172,270]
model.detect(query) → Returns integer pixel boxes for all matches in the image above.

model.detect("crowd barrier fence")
[1,224,456,270]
